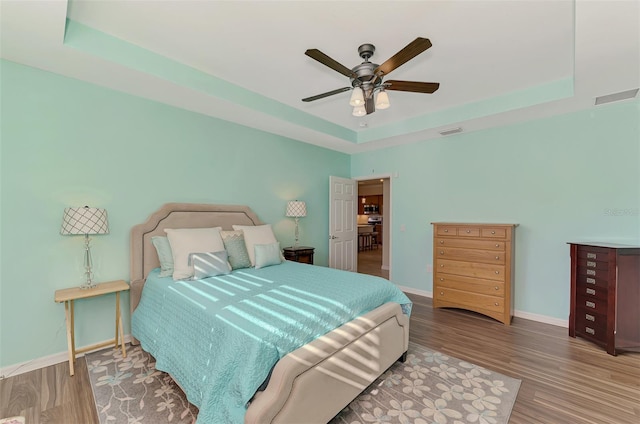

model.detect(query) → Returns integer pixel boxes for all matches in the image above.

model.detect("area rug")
[87,342,520,424]
[0,418,25,424]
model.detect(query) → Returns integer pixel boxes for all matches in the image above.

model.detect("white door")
[329,176,357,271]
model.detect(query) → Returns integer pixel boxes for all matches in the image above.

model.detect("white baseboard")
[0,335,132,379]
[513,310,568,328]
[398,286,567,328]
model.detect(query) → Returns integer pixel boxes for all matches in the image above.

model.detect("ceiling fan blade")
[385,80,440,94]
[305,49,357,79]
[302,87,352,102]
[374,37,432,77]
[365,96,375,114]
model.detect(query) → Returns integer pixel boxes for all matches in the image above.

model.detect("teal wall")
[352,100,640,320]
[0,60,350,368]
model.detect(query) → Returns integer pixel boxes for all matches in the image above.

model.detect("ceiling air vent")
[595,88,639,105]
[439,127,463,136]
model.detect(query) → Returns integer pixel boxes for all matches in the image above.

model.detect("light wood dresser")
[432,223,517,325]
[568,242,640,356]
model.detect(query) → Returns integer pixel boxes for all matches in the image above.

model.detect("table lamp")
[285,201,306,248]
[61,206,109,289]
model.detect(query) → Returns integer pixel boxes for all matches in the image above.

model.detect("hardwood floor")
[1,294,638,423]
[358,246,388,279]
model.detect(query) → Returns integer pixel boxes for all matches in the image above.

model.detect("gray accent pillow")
[189,251,231,279]
[221,230,252,269]
[151,236,174,277]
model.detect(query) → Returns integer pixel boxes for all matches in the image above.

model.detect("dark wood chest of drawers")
[569,242,640,355]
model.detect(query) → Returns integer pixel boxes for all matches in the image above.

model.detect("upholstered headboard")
[129,203,263,329]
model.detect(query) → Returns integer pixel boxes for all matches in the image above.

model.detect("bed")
[130,203,411,424]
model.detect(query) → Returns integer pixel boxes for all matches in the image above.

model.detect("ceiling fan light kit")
[349,87,365,106]
[303,37,440,117]
[375,90,390,110]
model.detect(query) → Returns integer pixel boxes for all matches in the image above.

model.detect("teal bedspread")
[132,261,411,424]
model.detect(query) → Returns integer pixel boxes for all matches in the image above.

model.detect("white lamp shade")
[349,87,365,106]
[61,207,109,235]
[286,201,307,218]
[376,90,390,109]
[352,105,366,117]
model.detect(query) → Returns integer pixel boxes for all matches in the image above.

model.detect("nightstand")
[54,280,129,376]
[283,246,315,264]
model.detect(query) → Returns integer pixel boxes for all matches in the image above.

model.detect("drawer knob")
[440,240,444,244]
[466,229,471,233]
[585,301,595,308]
[495,271,500,274]
[495,256,500,260]
[586,277,595,284]
[494,302,499,306]
[587,253,597,259]
[440,278,444,281]
[587,261,596,268]
[444,229,448,233]
[491,231,496,234]
[586,288,596,295]
[585,327,595,335]
[494,286,499,290]
[585,314,595,322]
[440,264,444,267]
[495,244,500,248]
[440,251,444,255]
[440,291,444,296]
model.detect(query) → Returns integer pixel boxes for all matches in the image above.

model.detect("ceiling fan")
[302,37,440,116]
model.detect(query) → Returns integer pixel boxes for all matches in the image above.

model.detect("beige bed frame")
[130,203,410,424]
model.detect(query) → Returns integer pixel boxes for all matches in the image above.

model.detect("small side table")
[283,246,315,264]
[54,280,129,376]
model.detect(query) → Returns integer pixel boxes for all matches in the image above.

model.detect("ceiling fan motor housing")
[351,44,382,96]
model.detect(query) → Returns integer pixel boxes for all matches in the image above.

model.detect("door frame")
[354,173,393,280]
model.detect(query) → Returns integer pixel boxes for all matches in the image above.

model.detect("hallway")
[357,248,388,279]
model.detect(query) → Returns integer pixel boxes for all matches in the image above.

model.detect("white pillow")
[165,227,224,280]
[232,224,278,266]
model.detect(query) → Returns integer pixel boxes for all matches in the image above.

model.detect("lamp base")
[80,234,97,289]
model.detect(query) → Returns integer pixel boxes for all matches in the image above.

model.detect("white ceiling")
[1,1,638,154]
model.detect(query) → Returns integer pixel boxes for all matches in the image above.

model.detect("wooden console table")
[54,280,129,376]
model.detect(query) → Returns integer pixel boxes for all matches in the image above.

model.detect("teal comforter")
[132,261,411,423]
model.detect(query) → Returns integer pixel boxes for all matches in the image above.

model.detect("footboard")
[245,302,410,424]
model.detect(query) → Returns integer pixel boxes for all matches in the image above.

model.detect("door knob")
[329,235,338,240]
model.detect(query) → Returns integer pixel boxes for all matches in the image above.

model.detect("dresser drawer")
[436,259,505,281]
[577,245,611,259]
[434,288,504,313]
[457,226,481,237]
[436,225,458,236]
[575,307,608,343]
[575,281,607,301]
[481,227,510,239]
[577,266,609,281]
[576,293,608,315]
[435,247,506,264]
[575,273,608,289]
[434,273,504,296]
[435,238,506,251]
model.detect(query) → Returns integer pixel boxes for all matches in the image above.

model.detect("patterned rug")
[86,342,520,424]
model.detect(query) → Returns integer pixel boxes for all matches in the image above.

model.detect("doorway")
[357,178,390,279]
